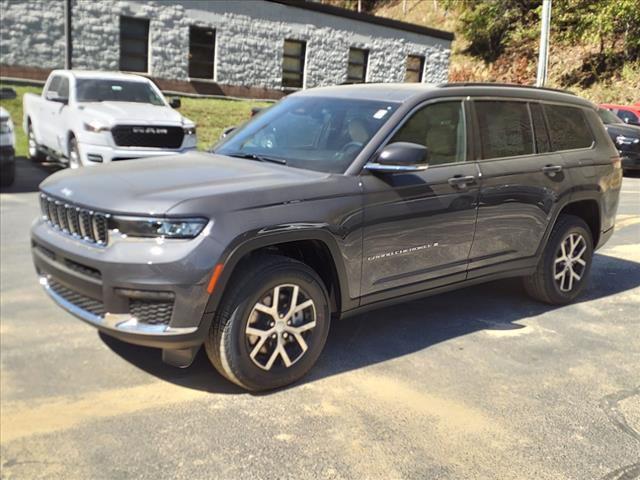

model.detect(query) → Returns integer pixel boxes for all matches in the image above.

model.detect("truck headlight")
[184,125,196,136]
[84,120,110,133]
[110,217,207,239]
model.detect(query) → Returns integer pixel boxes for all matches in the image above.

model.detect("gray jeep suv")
[31,83,622,391]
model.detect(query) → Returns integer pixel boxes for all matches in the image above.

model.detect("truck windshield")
[215,96,400,173]
[597,108,623,125]
[76,79,165,106]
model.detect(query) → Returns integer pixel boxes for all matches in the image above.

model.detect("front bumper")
[31,217,219,353]
[77,142,197,165]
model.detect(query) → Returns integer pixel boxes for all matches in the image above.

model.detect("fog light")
[87,154,103,162]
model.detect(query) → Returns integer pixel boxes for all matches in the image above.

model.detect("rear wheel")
[205,255,331,391]
[524,215,594,304]
[27,123,46,162]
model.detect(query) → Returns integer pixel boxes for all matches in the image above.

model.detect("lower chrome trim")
[39,276,197,336]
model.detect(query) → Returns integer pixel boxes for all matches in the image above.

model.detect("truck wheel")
[27,123,46,162]
[524,215,594,305]
[68,136,81,169]
[205,255,331,391]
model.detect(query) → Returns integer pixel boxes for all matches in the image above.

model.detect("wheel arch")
[540,198,601,256]
[205,229,356,319]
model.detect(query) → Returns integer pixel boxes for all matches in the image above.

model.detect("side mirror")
[170,97,181,109]
[365,142,429,173]
[0,87,17,100]
[47,92,68,105]
[220,126,236,140]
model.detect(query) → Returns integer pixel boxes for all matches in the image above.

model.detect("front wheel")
[205,255,331,391]
[68,136,81,169]
[27,123,46,162]
[524,215,594,305]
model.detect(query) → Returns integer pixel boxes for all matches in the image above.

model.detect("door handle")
[448,175,476,188]
[542,165,563,175]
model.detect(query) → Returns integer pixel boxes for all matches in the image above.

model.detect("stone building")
[0,0,453,98]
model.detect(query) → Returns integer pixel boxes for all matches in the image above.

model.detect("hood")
[40,152,330,215]
[78,102,189,126]
[605,122,640,137]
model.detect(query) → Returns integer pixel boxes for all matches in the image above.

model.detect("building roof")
[268,0,454,42]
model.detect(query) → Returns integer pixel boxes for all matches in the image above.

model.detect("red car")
[600,103,640,126]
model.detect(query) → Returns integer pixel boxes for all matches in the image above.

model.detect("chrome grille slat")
[39,194,109,246]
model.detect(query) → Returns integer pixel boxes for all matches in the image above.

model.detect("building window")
[188,26,216,79]
[405,55,425,83]
[347,48,368,84]
[282,39,306,88]
[119,16,149,73]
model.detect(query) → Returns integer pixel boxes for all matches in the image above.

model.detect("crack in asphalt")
[600,387,640,480]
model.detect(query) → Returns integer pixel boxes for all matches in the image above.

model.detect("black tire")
[27,122,46,163]
[205,255,331,391]
[0,161,15,187]
[524,214,594,305]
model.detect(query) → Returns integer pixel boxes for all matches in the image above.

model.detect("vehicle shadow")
[100,252,640,395]
[0,157,62,194]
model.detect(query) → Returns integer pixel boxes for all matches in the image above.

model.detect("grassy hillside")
[350,0,640,104]
[0,83,270,157]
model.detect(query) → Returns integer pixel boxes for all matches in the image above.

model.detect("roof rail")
[437,82,575,96]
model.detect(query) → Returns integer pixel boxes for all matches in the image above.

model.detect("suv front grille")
[40,194,109,245]
[111,125,184,148]
[129,299,174,326]
[48,279,105,317]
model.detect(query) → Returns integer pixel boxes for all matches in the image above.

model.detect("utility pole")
[64,0,72,69]
[357,0,362,12]
[536,0,552,87]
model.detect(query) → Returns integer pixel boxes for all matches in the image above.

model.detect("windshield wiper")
[224,152,287,165]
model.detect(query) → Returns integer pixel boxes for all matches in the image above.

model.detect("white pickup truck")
[23,70,197,167]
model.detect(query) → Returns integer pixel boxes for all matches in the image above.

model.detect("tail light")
[610,154,621,168]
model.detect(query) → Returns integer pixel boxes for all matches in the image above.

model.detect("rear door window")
[543,104,594,151]
[475,101,534,159]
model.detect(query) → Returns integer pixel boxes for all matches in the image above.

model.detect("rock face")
[0,0,451,89]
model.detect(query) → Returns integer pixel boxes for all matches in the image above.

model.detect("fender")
[535,192,602,259]
[203,224,359,317]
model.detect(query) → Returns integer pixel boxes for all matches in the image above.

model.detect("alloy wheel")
[69,139,80,169]
[554,233,587,292]
[28,129,37,158]
[245,284,316,371]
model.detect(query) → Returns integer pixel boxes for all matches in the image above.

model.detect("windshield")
[597,108,623,124]
[76,79,165,106]
[215,96,400,173]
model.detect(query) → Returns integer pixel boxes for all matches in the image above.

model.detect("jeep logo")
[132,127,168,134]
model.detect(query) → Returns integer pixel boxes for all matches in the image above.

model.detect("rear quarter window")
[544,104,594,151]
[475,101,534,159]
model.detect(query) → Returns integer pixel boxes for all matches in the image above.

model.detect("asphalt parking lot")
[1,159,639,480]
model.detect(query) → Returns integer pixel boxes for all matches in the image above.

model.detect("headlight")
[0,117,13,134]
[616,135,639,145]
[184,125,196,136]
[84,120,110,133]
[110,216,207,239]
